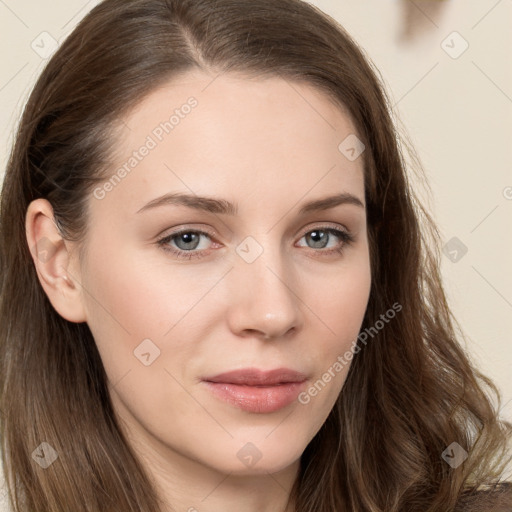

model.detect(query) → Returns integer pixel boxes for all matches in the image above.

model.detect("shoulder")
[0,449,13,512]
[0,470,12,512]
[454,482,512,512]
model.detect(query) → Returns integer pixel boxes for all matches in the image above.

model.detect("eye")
[157,229,215,260]
[296,227,354,256]
[156,225,354,261]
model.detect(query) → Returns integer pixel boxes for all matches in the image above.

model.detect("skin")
[26,71,371,512]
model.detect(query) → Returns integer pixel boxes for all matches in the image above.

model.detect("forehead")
[94,71,365,219]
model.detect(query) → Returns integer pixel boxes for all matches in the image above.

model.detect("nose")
[225,244,304,341]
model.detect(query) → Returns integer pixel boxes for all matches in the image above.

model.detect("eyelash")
[156,225,354,261]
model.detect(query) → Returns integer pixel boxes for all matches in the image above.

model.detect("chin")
[203,438,304,476]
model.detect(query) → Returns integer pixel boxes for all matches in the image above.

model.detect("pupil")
[309,230,327,248]
[179,232,198,248]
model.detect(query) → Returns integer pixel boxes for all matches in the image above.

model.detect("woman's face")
[77,71,371,476]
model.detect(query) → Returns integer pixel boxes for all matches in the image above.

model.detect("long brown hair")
[1,0,511,510]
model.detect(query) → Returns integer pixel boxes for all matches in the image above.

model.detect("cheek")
[81,236,197,337]
[79,237,225,391]
[311,250,371,345]
[78,239,169,382]
[301,252,371,404]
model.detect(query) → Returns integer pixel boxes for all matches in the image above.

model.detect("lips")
[202,367,308,413]
[203,367,307,386]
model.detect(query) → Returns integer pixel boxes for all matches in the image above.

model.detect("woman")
[0,0,510,510]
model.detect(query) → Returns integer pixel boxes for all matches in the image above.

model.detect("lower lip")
[202,381,306,413]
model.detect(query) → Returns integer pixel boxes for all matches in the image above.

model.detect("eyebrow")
[136,191,365,216]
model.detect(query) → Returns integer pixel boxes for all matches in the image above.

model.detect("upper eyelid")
[159,223,351,249]
[162,222,350,239]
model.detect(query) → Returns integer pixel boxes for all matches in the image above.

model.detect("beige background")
[0,0,511,429]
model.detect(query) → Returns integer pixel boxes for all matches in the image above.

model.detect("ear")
[25,198,87,323]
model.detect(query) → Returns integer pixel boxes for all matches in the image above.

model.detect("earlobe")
[25,198,87,323]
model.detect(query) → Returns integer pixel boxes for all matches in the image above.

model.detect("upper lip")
[203,367,307,386]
